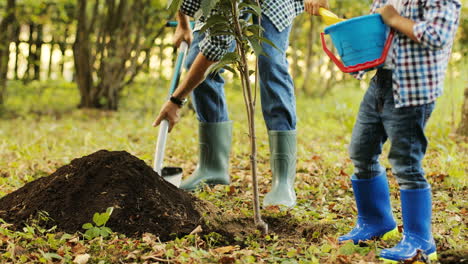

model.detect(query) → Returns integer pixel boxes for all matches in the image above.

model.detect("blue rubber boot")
[263,130,297,208]
[338,173,398,244]
[180,121,232,191]
[380,188,437,263]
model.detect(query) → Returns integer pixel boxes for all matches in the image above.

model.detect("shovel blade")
[162,166,183,187]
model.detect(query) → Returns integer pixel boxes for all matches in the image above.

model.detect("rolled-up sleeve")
[413,0,461,50]
[198,31,234,62]
[180,0,200,17]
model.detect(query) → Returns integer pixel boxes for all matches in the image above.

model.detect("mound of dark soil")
[0,150,205,241]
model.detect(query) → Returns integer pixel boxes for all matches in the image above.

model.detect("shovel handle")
[154,119,169,174]
[154,40,189,175]
[168,41,189,96]
[166,21,196,28]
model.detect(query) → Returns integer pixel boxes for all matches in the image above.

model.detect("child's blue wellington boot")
[380,188,437,262]
[263,130,297,208]
[338,173,398,244]
[180,121,232,191]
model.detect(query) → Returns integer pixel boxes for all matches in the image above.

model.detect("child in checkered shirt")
[338,0,461,262]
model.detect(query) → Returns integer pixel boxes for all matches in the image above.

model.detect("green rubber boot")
[263,130,297,208]
[180,121,232,191]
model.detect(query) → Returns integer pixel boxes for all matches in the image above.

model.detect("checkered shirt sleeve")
[353,0,461,108]
[413,0,460,50]
[263,0,304,32]
[180,0,200,17]
[198,31,234,62]
[180,0,304,61]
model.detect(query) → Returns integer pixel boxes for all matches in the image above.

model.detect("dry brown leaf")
[72,243,87,254]
[189,225,203,235]
[68,236,80,243]
[142,233,158,246]
[363,250,376,262]
[264,205,280,213]
[218,256,236,264]
[213,245,238,254]
[141,254,170,262]
[73,253,90,264]
[227,186,236,196]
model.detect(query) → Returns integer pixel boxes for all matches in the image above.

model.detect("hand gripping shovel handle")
[153,41,189,175]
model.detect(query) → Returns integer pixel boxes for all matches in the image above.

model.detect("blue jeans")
[349,69,435,189]
[185,15,296,131]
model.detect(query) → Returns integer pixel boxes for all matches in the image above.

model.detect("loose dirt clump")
[0,150,206,241]
[439,249,468,264]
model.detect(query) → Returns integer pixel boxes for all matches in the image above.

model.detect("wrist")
[387,14,401,28]
[177,11,190,28]
[169,96,187,108]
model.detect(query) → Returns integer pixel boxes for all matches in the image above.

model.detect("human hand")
[173,24,193,48]
[304,0,329,16]
[375,5,400,27]
[152,101,182,132]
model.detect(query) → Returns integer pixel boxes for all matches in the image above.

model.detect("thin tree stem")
[232,1,267,234]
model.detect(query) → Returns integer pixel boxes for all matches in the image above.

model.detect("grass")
[0,69,466,263]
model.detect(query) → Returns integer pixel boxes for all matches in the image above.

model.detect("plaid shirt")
[180,0,304,61]
[357,0,461,108]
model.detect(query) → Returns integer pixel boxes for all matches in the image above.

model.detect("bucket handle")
[321,30,395,73]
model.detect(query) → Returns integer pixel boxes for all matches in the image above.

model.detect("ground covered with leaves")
[0,76,466,263]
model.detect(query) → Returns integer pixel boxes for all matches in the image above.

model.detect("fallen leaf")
[72,243,87,254]
[227,186,236,196]
[73,254,90,264]
[142,233,158,246]
[311,155,322,161]
[264,205,280,213]
[218,256,235,264]
[189,225,203,235]
[214,246,237,254]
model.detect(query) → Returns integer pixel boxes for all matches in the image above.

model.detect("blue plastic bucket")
[324,14,388,67]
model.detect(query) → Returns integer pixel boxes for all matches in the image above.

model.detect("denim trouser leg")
[188,16,296,129]
[186,31,232,123]
[258,16,296,131]
[382,94,435,190]
[349,76,388,179]
[349,69,435,189]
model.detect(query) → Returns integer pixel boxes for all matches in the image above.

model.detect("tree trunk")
[72,0,166,110]
[457,86,468,137]
[73,0,100,108]
[13,23,20,80]
[301,16,315,95]
[0,0,16,106]
[59,26,69,77]
[48,38,54,79]
[33,24,43,80]
[232,1,267,234]
[25,23,35,81]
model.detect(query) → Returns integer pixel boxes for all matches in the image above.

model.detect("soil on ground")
[0,150,205,241]
[1,150,461,262]
[0,150,338,244]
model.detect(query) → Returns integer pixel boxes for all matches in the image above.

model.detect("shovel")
[153,22,191,187]
[318,8,346,25]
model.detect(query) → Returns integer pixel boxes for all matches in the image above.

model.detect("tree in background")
[459,86,468,137]
[456,7,468,137]
[73,0,168,110]
[0,0,17,107]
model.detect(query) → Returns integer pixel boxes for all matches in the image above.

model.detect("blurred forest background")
[0,0,466,119]
[0,1,467,263]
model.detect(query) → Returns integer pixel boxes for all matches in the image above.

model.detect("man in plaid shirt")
[153,0,328,208]
[339,0,461,262]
